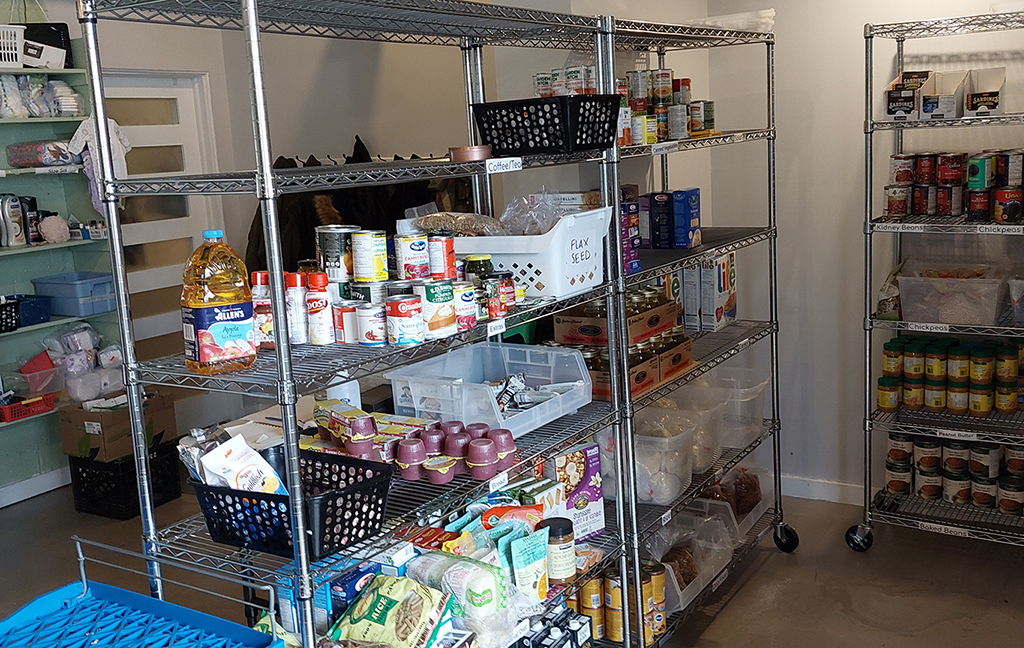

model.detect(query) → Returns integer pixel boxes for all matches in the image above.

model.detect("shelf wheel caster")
[845,525,873,552]
[773,524,799,553]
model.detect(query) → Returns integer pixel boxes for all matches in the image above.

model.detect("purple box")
[543,441,605,541]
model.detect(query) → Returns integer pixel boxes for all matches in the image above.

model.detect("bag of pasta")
[327,575,452,648]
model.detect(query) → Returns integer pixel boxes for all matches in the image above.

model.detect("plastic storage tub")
[69,441,181,520]
[31,272,116,316]
[1010,279,1024,326]
[896,261,1005,326]
[8,294,51,326]
[703,366,771,448]
[1,364,63,397]
[452,207,610,298]
[659,385,728,473]
[634,407,695,505]
[386,342,592,439]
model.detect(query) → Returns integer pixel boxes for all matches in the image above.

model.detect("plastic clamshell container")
[31,272,116,316]
[1,364,63,397]
[452,207,610,298]
[633,406,695,505]
[896,261,1005,326]
[386,342,592,440]
[702,366,771,448]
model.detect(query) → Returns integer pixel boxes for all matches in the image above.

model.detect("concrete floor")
[2,489,1023,645]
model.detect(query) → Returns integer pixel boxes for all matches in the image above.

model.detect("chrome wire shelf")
[871,113,1024,131]
[627,228,773,286]
[133,284,609,397]
[619,129,773,159]
[614,20,772,49]
[872,409,1024,446]
[633,421,777,541]
[871,491,1024,546]
[869,307,1023,337]
[153,401,613,588]
[871,214,1024,235]
[633,320,776,410]
[867,11,1024,39]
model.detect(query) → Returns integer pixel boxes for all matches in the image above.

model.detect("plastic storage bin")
[1,364,63,397]
[454,207,610,298]
[660,385,728,473]
[703,366,771,448]
[1010,279,1024,326]
[896,262,1006,326]
[193,450,392,560]
[69,441,181,520]
[31,272,116,316]
[599,407,696,506]
[8,294,51,326]
[471,94,619,156]
[387,342,592,439]
[0,25,24,67]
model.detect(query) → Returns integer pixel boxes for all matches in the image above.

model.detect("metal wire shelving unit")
[76,1,790,646]
[848,9,1024,553]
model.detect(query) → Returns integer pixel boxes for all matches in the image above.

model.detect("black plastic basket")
[0,298,19,333]
[193,450,393,561]
[9,294,51,327]
[472,94,620,157]
[69,441,182,520]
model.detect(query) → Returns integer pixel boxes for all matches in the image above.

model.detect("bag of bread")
[327,575,452,648]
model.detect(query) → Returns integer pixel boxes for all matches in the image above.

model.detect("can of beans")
[890,154,915,184]
[885,184,911,216]
[972,473,998,508]
[315,225,360,283]
[349,281,387,305]
[355,303,386,346]
[915,468,942,500]
[995,149,1024,186]
[936,185,963,216]
[912,184,937,215]
[484,278,505,319]
[452,281,478,332]
[967,155,994,189]
[942,440,970,474]
[332,299,361,344]
[886,432,914,464]
[937,153,965,186]
[998,474,1024,515]
[993,186,1023,224]
[394,234,431,280]
[351,230,388,282]
[942,470,971,505]
[884,460,912,495]
[1005,447,1024,475]
[428,234,457,280]
[413,279,457,339]
[966,189,991,222]
[385,295,424,346]
[969,442,1002,479]
[914,153,937,184]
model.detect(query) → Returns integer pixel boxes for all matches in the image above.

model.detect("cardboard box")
[965,67,1005,117]
[883,71,931,121]
[921,70,967,120]
[649,192,673,248]
[553,301,677,346]
[682,265,701,330]
[672,188,702,249]
[589,356,659,401]
[59,393,177,462]
[658,337,695,382]
[656,270,684,325]
[543,442,605,541]
[701,252,737,332]
[638,195,652,248]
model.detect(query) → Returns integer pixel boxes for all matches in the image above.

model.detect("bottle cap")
[285,272,305,288]
[251,271,269,286]
[202,229,224,239]
[307,272,329,289]
[549,628,563,639]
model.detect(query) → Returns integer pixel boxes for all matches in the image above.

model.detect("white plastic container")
[0,25,25,68]
[660,386,728,473]
[386,342,591,439]
[633,407,695,505]
[896,261,1005,326]
[703,366,771,448]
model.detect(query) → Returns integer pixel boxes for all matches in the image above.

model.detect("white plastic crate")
[453,207,610,298]
[385,342,592,439]
[0,25,25,67]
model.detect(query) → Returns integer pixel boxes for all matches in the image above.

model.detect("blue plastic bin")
[31,272,116,316]
[7,294,51,327]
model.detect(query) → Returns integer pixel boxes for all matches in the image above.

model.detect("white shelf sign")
[907,322,950,333]
[711,569,730,592]
[918,521,969,538]
[486,319,506,337]
[874,223,926,233]
[35,166,78,174]
[650,142,677,156]
[932,429,979,441]
[977,224,1024,235]
[489,471,510,492]
[486,157,523,174]
[661,510,673,526]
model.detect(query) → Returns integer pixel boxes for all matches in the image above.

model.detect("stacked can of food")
[579,576,604,640]
[603,565,623,642]
[619,67,711,144]
[966,150,1023,224]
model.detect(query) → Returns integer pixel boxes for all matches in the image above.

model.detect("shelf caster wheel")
[773,524,799,553]
[845,525,873,552]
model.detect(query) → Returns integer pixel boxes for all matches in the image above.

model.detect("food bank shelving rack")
[848,10,1024,553]
[76,1,790,646]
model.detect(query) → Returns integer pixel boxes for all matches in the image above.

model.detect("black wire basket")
[0,298,20,333]
[472,94,620,157]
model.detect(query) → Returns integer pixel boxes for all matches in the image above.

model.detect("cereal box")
[700,251,737,332]
[543,442,605,540]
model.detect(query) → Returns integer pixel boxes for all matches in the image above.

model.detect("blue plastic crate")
[0,582,282,648]
[30,272,116,317]
[6,294,51,327]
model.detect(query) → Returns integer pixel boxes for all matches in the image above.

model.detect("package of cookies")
[327,575,452,648]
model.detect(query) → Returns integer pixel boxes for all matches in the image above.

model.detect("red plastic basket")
[0,393,56,422]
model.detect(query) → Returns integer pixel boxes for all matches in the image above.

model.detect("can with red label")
[936,185,963,216]
[489,271,516,309]
[886,184,911,216]
[428,235,457,280]
[993,187,1024,224]
[385,295,424,346]
[912,184,937,216]
[967,189,991,222]
[332,299,361,344]
[937,153,966,186]
[484,278,505,319]
[890,154,915,184]
[914,153,938,184]
[453,281,477,332]
[394,234,430,280]
[652,69,673,106]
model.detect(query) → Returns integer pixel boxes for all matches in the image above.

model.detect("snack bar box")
[883,70,932,121]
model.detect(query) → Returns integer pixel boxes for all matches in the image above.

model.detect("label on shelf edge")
[485,157,523,174]
[486,319,506,337]
[873,222,926,233]
[35,166,77,174]
[661,510,673,526]
[907,322,950,333]
[931,429,979,441]
[711,569,729,592]
[650,142,677,156]
[489,471,509,492]
[736,338,751,352]
[0,170,5,177]
[977,224,1024,235]
[918,521,969,538]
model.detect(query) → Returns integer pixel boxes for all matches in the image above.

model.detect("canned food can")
[355,303,386,346]
[972,473,998,508]
[631,115,646,145]
[886,432,913,465]
[890,154,915,184]
[915,468,942,500]
[668,104,689,140]
[455,258,465,282]
[967,155,994,189]
[936,153,965,186]
[493,272,516,308]
[654,105,669,141]
[652,69,673,105]
[966,189,991,222]
[605,606,623,643]
[643,611,655,646]
[942,440,970,474]
[604,568,622,609]
[580,577,603,610]
[315,225,360,283]
[385,295,424,346]
[998,474,1024,515]
[885,184,911,216]
[1006,447,1024,475]
[641,571,654,613]
[672,77,691,107]
[428,235,457,280]
[581,606,604,641]
[484,278,506,319]
[914,153,937,184]
[565,594,578,613]
[943,470,971,505]
[351,230,388,282]
[689,100,714,131]
[936,185,963,216]
[995,149,1024,186]
[533,72,552,98]
[643,115,658,145]
[387,280,418,297]
[969,442,1002,479]
[884,460,912,495]
[413,279,457,339]
[911,184,937,216]
[394,234,431,280]
[297,259,320,274]
[993,187,1023,224]
[453,281,478,332]
[332,300,361,344]
[349,281,387,305]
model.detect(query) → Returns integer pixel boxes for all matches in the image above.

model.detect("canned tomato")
[349,281,387,305]
[387,279,418,297]
[915,468,942,500]
[942,440,970,474]
[993,186,1023,224]
[1005,447,1024,475]
[969,442,1002,478]
[998,474,1024,515]
[580,576,603,610]
[937,153,965,186]
[966,189,991,222]
[452,281,477,332]
[913,438,942,471]
[936,185,963,216]
[427,235,457,280]
[942,470,971,505]
[885,185,911,216]
[890,154,915,184]
[394,234,430,280]
[332,299,361,344]
[413,279,456,339]
[581,605,604,641]
[967,155,994,189]
[315,225,359,283]
[385,295,424,346]
[885,460,912,495]
[484,278,505,319]
[972,473,998,508]
[488,271,516,309]
[912,184,937,216]
[995,149,1024,186]
[351,230,388,282]
[355,303,386,346]
[886,432,914,464]
[914,153,937,184]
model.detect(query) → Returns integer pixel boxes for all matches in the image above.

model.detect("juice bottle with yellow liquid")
[181,230,256,375]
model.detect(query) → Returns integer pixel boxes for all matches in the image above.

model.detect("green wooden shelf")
[0,116,88,124]
[0,67,87,75]
[0,239,100,259]
[0,408,58,429]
